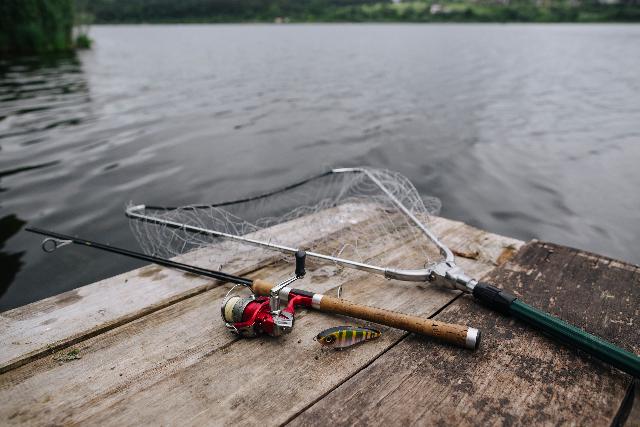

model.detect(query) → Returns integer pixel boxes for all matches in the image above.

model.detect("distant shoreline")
[89,21,640,25]
[80,2,640,25]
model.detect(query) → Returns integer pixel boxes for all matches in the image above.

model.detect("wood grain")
[0,204,379,373]
[290,241,639,426]
[0,215,520,426]
[495,241,639,354]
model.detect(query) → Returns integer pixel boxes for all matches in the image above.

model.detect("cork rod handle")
[253,279,275,296]
[252,280,480,350]
[319,295,477,349]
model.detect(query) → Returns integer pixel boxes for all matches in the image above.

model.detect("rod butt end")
[465,327,481,350]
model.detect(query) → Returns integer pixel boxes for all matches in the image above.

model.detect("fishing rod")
[27,227,252,286]
[26,227,481,350]
[126,167,640,378]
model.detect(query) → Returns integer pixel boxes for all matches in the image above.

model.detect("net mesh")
[128,168,444,274]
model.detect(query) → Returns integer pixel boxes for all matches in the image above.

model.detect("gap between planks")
[0,216,519,425]
[0,204,382,373]
[286,241,639,426]
[1,208,518,375]
[280,291,466,427]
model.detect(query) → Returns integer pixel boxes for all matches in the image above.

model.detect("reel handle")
[295,250,306,278]
[251,280,480,350]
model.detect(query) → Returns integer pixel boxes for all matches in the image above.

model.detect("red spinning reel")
[221,251,312,337]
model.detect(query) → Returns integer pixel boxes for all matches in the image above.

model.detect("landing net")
[127,168,446,278]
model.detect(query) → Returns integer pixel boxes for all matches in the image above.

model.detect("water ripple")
[1,24,640,311]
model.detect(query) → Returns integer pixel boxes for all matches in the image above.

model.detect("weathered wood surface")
[291,241,639,426]
[0,212,521,425]
[627,381,640,427]
[2,207,637,426]
[0,204,381,373]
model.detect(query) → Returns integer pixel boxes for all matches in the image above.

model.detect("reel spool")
[220,251,306,337]
[220,294,294,337]
[220,295,259,336]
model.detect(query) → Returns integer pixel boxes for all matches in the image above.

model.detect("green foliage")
[0,0,75,56]
[52,348,82,362]
[73,0,640,23]
[75,34,92,49]
[75,0,393,23]
[74,5,93,49]
[330,2,640,23]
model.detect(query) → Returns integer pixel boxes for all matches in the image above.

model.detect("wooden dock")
[1,207,638,426]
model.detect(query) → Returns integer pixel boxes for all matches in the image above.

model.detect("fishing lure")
[315,326,381,349]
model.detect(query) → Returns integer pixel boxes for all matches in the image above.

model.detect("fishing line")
[27,227,253,287]
[126,167,640,378]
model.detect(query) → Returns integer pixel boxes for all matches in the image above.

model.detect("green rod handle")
[510,300,639,378]
[473,282,640,378]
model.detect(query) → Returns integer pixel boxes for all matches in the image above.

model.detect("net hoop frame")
[125,167,454,282]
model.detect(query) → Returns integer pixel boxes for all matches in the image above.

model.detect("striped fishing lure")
[315,326,381,349]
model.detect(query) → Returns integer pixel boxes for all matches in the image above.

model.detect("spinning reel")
[221,251,311,337]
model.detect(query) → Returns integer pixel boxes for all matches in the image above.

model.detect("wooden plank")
[503,242,639,354]
[0,204,380,373]
[625,381,640,426]
[0,217,521,425]
[290,241,639,426]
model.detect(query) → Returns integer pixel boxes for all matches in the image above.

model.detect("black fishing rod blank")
[26,227,253,287]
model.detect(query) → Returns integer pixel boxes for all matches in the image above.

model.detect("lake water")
[1,24,639,311]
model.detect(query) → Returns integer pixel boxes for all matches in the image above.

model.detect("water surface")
[1,24,639,310]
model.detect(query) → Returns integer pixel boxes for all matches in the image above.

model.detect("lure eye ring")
[325,335,335,344]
